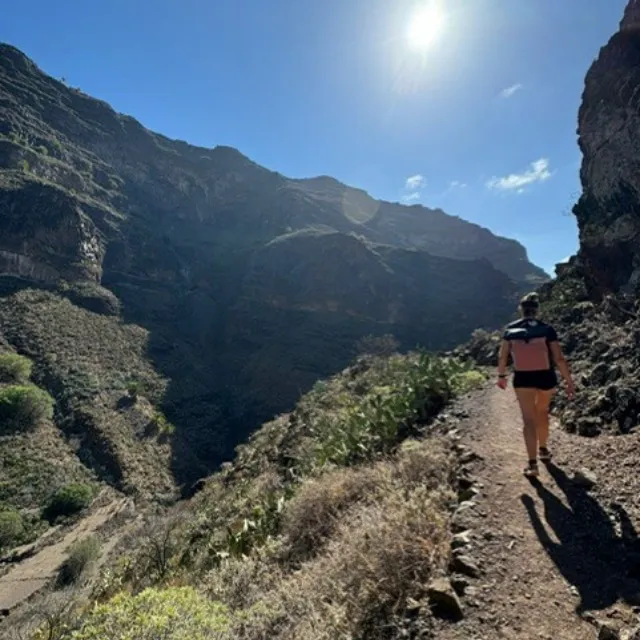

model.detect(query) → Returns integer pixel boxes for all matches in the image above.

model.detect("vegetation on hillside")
[0,352,33,383]
[18,350,484,640]
[0,384,54,433]
[0,349,89,550]
[43,483,95,524]
[0,289,175,505]
[0,506,25,551]
[71,587,230,640]
[56,536,101,587]
[0,349,53,435]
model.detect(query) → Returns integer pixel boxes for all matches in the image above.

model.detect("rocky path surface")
[0,494,131,617]
[435,384,640,640]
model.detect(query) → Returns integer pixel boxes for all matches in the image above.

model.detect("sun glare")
[407,3,445,51]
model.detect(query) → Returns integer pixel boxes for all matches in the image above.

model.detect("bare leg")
[515,388,539,461]
[535,389,555,450]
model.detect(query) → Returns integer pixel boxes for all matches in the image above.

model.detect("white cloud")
[401,174,426,204]
[499,83,523,99]
[405,174,425,190]
[486,158,552,192]
[401,191,421,204]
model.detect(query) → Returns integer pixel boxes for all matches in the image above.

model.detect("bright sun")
[407,4,445,51]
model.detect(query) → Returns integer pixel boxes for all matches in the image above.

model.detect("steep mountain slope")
[6,351,485,638]
[288,176,547,286]
[0,42,544,497]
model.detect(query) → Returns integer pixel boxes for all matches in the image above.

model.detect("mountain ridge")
[0,41,543,515]
[0,41,547,285]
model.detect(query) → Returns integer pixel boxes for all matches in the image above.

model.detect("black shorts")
[513,370,558,390]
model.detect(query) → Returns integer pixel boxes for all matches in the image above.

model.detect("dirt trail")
[436,384,640,640]
[0,496,129,614]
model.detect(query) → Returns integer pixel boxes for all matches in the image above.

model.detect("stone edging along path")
[431,383,640,640]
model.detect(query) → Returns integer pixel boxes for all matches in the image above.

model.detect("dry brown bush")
[244,470,285,504]
[321,490,448,632]
[245,492,447,639]
[7,588,82,640]
[393,438,456,492]
[280,465,387,564]
[225,441,454,640]
[114,514,182,592]
[203,552,283,611]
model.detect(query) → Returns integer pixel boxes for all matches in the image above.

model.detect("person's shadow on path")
[521,461,640,613]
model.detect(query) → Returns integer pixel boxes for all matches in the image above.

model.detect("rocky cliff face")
[0,43,545,491]
[524,0,640,437]
[572,3,640,295]
[287,177,548,287]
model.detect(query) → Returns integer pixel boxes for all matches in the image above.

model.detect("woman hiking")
[496,292,575,478]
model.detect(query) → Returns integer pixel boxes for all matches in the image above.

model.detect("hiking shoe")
[539,447,552,462]
[523,461,539,478]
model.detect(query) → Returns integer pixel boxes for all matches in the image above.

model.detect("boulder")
[598,622,621,640]
[451,531,472,550]
[427,578,464,620]
[576,417,602,438]
[450,554,482,578]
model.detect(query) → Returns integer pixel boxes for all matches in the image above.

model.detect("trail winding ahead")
[0,496,129,617]
[436,384,640,640]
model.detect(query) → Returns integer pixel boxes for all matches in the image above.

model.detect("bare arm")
[497,339,510,377]
[549,341,573,385]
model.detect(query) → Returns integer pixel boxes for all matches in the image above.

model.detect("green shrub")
[43,483,94,523]
[223,493,286,560]
[70,587,230,639]
[126,380,142,399]
[152,411,176,436]
[0,352,33,384]
[57,535,100,586]
[450,369,487,394]
[313,353,477,468]
[0,507,25,551]
[0,384,54,433]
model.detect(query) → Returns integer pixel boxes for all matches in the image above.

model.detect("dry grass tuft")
[240,478,450,639]
[394,438,456,492]
[280,465,387,564]
[203,438,456,640]
[204,553,284,611]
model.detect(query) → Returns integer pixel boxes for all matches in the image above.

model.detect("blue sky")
[2,0,627,275]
